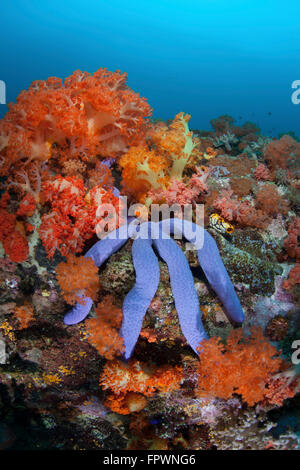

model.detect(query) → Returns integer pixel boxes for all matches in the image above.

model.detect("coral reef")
[0,76,299,450]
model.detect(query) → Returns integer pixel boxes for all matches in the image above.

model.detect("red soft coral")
[0,207,16,240]
[2,229,29,263]
[16,193,37,217]
[42,175,85,218]
[38,175,122,258]
[0,193,29,263]
[147,166,211,207]
[264,372,299,406]
[147,179,197,206]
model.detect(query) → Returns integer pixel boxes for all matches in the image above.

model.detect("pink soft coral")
[254,163,271,181]
[264,369,300,406]
[147,166,212,207]
[213,189,269,228]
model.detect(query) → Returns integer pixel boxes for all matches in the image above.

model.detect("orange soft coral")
[0,68,151,178]
[120,145,170,201]
[100,359,183,397]
[14,304,35,329]
[104,392,147,415]
[56,254,100,305]
[196,327,283,406]
[85,296,124,360]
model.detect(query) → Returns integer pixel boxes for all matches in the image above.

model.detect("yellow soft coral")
[150,112,199,179]
[120,145,169,201]
[119,113,199,202]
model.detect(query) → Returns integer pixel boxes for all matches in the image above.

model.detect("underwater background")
[1,0,300,137]
[0,0,299,452]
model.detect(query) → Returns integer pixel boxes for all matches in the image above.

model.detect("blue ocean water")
[1,0,299,137]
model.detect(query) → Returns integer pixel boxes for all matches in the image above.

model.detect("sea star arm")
[167,219,244,323]
[63,296,94,326]
[85,222,132,267]
[120,237,160,359]
[196,230,244,323]
[160,218,244,324]
[64,224,130,325]
[153,236,208,355]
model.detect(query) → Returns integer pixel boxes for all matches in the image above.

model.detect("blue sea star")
[64,218,244,359]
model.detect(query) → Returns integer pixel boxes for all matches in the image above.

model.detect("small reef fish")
[209,213,234,235]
